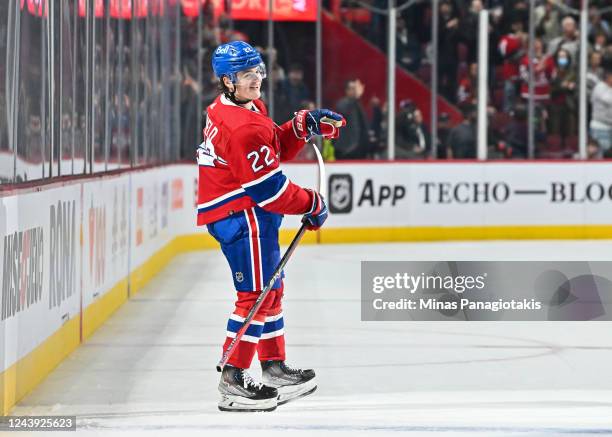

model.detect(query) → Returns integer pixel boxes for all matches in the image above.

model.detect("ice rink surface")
[11,240,612,436]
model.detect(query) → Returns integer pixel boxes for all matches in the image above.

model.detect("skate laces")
[239,369,263,390]
[281,362,302,375]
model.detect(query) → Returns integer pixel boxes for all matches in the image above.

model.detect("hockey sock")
[224,289,280,368]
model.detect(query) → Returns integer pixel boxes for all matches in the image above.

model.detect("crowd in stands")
[4,1,609,169]
[179,0,612,161]
[333,0,612,160]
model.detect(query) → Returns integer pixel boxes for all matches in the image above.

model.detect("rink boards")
[1,161,612,414]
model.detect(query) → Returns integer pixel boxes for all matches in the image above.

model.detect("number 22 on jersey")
[247,145,275,173]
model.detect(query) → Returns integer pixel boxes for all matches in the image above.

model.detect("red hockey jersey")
[519,55,555,101]
[498,34,524,81]
[196,94,313,226]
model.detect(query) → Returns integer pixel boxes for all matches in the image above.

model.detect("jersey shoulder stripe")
[242,170,288,205]
[258,178,289,207]
[242,167,281,188]
[198,187,247,213]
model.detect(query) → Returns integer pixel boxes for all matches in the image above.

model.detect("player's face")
[234,66,264,101]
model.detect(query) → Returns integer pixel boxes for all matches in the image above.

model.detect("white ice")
[11,240,612,436]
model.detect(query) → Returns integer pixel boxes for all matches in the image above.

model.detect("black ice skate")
[261,360,317,405]
[218,365,278,412]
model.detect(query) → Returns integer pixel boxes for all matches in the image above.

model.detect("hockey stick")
[216,143,326,372]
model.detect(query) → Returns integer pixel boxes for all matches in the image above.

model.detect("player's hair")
[217,76,252,105]
[218,77,231,94]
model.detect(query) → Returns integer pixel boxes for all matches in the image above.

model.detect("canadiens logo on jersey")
[198,115,228,168]
[197,141,228,168]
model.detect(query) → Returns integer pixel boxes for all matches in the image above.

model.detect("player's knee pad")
[266,281,284,316]
[234,287,283,319]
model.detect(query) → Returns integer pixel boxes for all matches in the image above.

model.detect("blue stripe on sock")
[227,319,264,338]
[262,318,284,334]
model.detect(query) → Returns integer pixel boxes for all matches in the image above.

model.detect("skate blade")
[218,394,277,412]
[277,379,317,406]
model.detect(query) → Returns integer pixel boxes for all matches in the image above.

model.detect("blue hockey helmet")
[212,41,266,83]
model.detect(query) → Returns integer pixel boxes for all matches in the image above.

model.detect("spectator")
[501,0,528,33]
[369,0,388,49]
[498,16,527,112]
[447,104,477,159]
[269,47,286,83]
[588,50,605,91]
[180,63,201,159]
[593,31,608,53]
[488,5,505,90]
[437,112,453,159]
[605,46,612,65]
[587,50,605,123]
[519,38,555,103]
[549,48,578,145]
[535,0,562,47]
[396,17,422,73]
[588,7,611,42]
[457,62,478,105]
[459,0,482,64]
[547,16,579,61]
[586,137,602,160]
[181,15,200,59]
[515,37,554,151]
[369,95,386,155]
[395,101,430,159]
[335,79,370,159]
[437,0,461,102]
[276,63,311,122]
[501,103,529,158]
[590,68,612,155]
[256,46,285,102]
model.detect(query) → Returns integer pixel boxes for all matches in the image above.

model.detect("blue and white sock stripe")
[261,313,284,339]
[242,168,289,207]
[226,319,264,338]
[226,314,264,344]
[228,313,265,325]
[197,187,246,213]
[264,313,283,322]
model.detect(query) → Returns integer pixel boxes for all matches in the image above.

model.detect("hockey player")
[197,41,345,412]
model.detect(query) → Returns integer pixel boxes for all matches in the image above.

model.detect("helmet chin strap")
[225,80,253,105]
[225,91,252,106]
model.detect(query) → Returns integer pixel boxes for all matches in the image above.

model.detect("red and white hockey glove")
[302,189,328,231]
[292,109,346,141]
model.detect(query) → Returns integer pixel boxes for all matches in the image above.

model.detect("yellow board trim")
[82,279,129,341]
[130,240,181,296]
[3,223,612,414]
[0,317,80,415]
[318,225,612,243]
